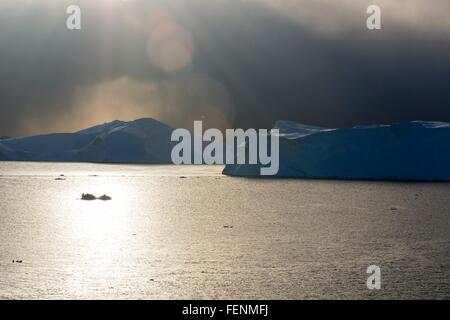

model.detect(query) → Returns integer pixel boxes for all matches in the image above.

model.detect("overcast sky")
[1,0,450,136]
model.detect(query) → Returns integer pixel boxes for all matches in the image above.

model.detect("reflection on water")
[0,162,450,299]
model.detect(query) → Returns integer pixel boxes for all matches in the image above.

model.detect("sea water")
[0,162,449,299]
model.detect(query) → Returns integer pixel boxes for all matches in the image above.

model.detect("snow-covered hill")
[0,118,175,163]
[223,121,450,181]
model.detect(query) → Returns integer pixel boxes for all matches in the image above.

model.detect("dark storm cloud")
[0,0,449,136]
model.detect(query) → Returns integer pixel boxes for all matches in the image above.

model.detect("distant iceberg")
[0,118,176,164]
[223,121,450,181]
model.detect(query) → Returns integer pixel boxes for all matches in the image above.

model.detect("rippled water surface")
[0,162,449,299]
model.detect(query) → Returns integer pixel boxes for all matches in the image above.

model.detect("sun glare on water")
[53,178,150,296]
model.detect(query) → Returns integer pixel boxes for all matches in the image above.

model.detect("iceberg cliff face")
[0,143,13,160]
[223,121,450,181]
[0,118,175,163]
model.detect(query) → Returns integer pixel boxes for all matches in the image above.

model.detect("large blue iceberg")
[223,121,450,181]
[0,118,175,163]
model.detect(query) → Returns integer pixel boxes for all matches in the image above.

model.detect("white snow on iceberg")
[223,121,450,181]
[0,118,175,163]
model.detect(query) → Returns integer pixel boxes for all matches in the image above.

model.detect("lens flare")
[146,9,194,72]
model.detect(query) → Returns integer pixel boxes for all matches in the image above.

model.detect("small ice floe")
[390,206,409,212]
[81,193,112,201]
[81,193,96,200]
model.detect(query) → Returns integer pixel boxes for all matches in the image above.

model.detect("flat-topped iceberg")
[223,121,450,181]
